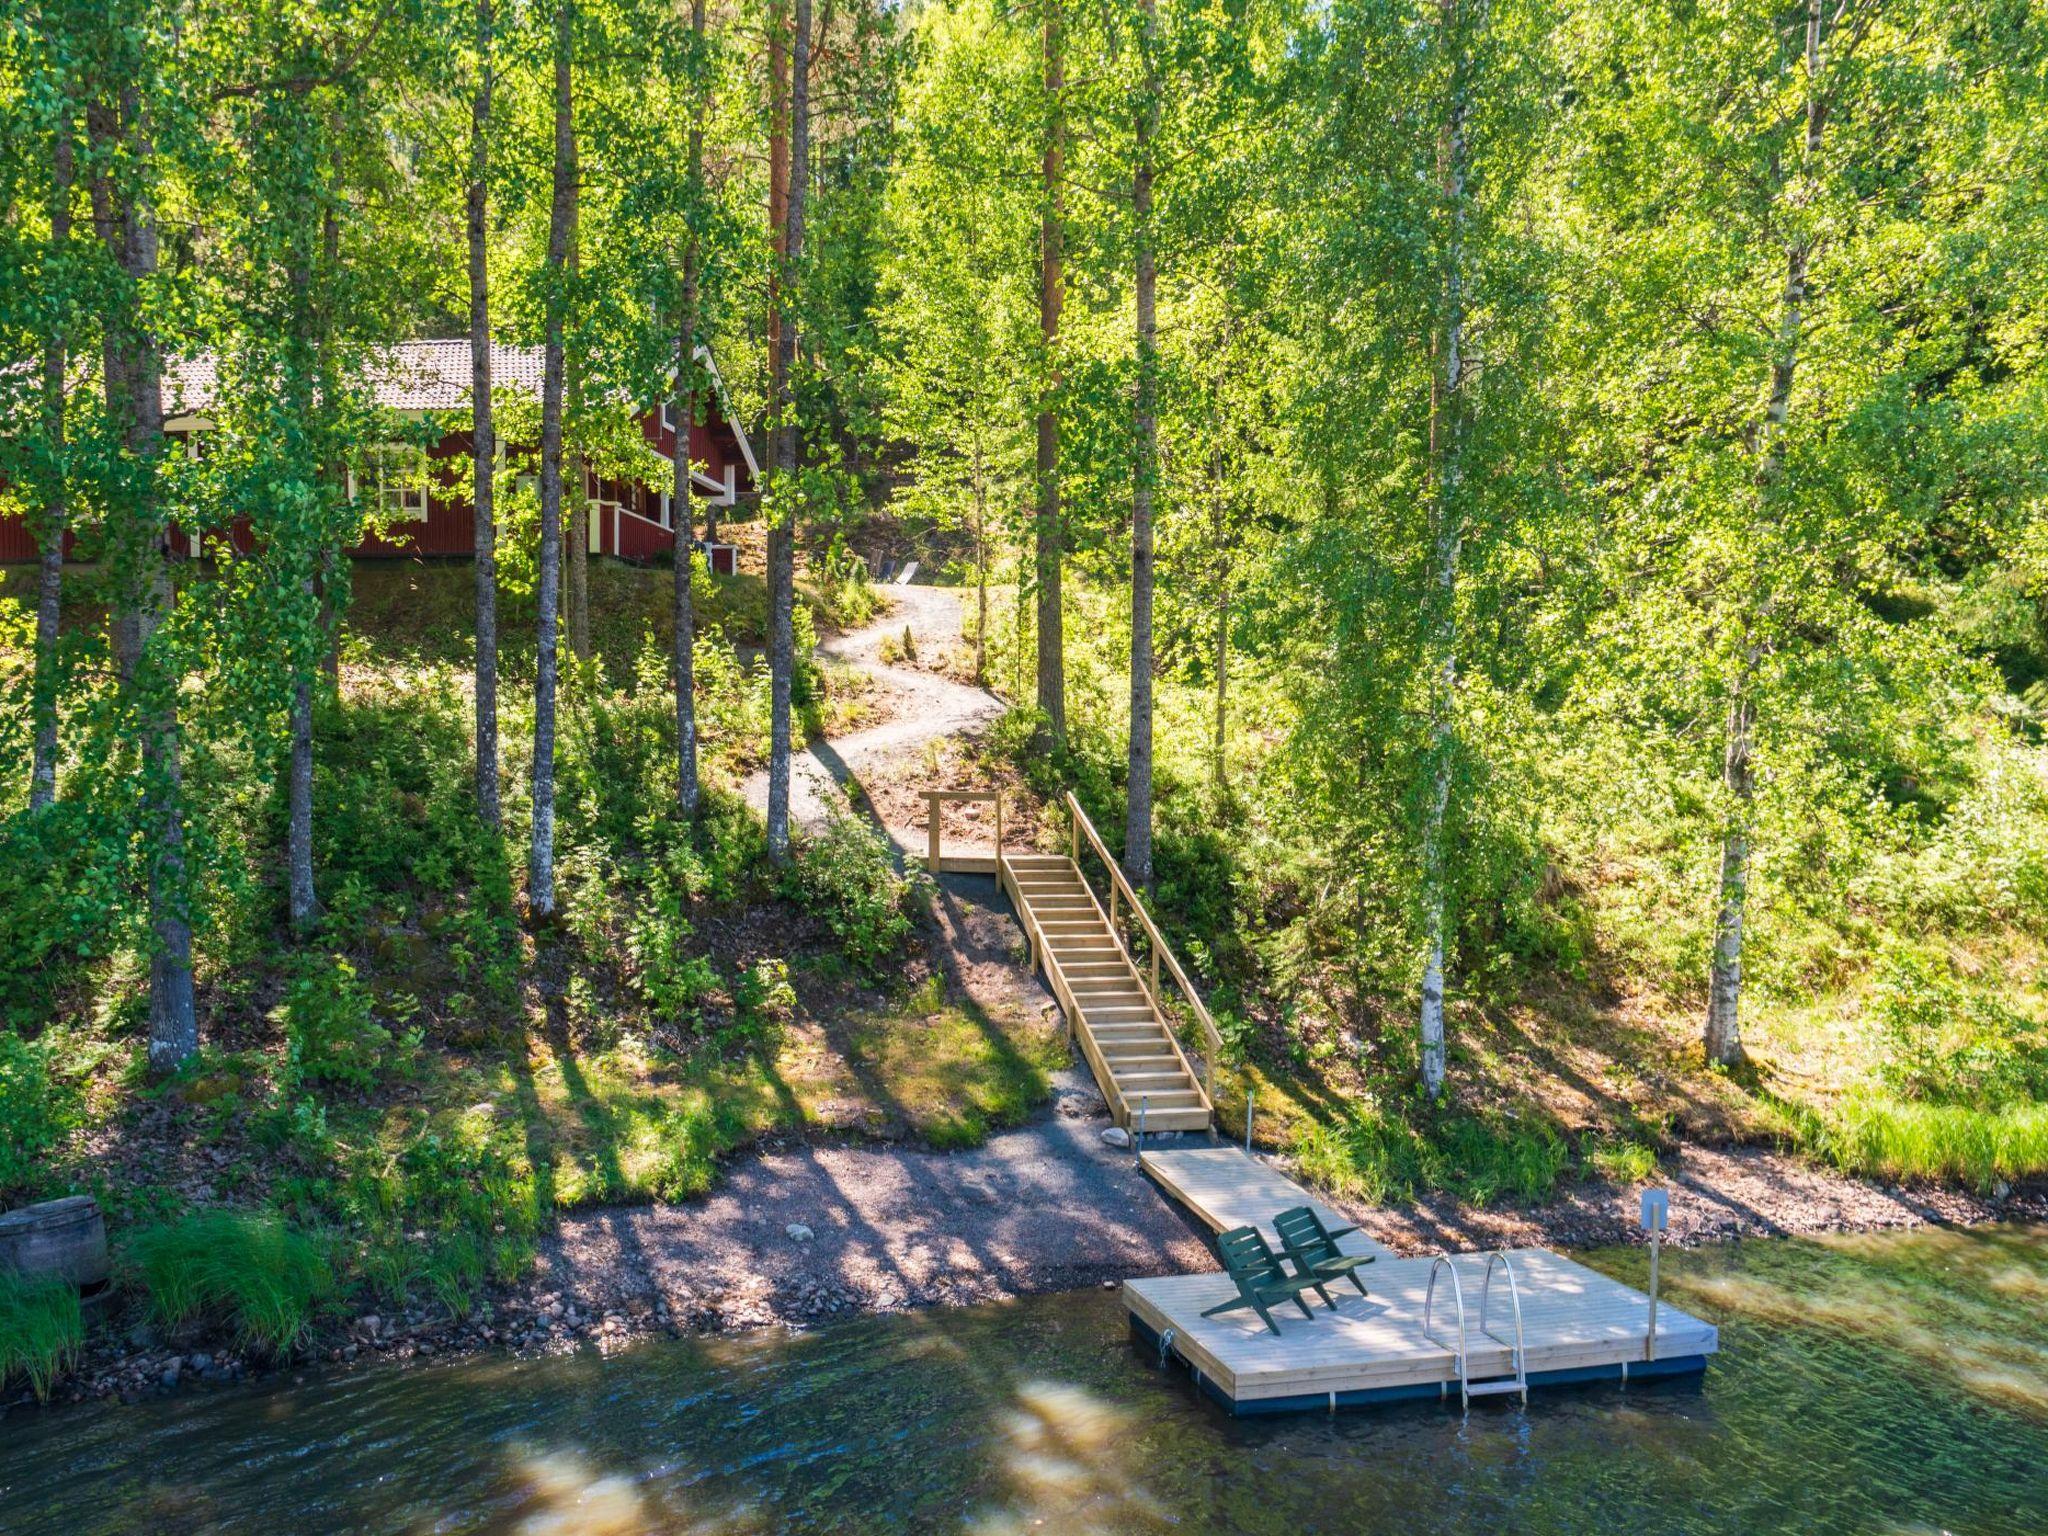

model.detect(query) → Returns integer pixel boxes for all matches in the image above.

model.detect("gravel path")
[741,583,1004,842]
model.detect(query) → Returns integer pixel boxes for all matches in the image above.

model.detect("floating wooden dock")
[1130,1144,1714,1415]
[1125,1248,1716,1414]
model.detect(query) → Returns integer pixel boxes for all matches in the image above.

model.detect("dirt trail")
[740,583,1004,846]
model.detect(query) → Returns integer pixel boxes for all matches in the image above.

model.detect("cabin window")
[354,443,430,521]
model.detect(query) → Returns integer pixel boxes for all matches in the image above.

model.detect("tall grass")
[1808,1097,2048,1192]
[0,1272,83,1401]
[1295,1108,1569,1207]
[126,1212,335,1355]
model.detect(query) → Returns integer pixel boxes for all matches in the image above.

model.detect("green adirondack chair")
[1201,1225,1333,1335]
[1274,1205,1374,1299]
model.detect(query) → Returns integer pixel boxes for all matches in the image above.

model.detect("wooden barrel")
[0,1195,109,1291]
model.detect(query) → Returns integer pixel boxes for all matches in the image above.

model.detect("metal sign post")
[1639,1188,1670,1362]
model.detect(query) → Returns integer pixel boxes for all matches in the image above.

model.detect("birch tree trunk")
[471,0,501,829]
[765,0,810,865]
[673,0,707,820]
[29,123,72,812]
[971,441,988,685]
[1705,0,1827,1066]
[567,231,590,664]
[1122,0,1159,893]
[1034,0,1066,742]
[530,0,576,920]
[95,88,195,1073]
[1211,452,1229,800]
[1418,0,1477,1100]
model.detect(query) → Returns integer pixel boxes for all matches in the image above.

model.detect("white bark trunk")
[1418,0,1477,1100]
[530,0,575,919]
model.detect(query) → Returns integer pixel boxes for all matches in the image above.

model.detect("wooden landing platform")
[1126,1248,1716,1415]
[1139,1147,1389,1259]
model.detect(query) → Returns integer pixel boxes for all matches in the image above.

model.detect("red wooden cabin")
[0,340,757,565]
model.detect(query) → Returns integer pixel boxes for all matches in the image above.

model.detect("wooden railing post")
[925,791,942,874]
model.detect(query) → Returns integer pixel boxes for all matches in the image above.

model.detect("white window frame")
[353,444,430,522]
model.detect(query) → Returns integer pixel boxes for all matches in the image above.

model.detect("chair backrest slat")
[1218,1225,1282,1283]
[1274,1206,1328,1259]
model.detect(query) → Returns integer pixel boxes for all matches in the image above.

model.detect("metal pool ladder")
[1422,1251,1530,1408]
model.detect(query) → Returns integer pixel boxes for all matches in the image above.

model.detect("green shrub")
[0,1029,79,1199]
[127,1211,335,1355]
[728,960,796,1051]
[1869,949,2048,1106]
[784,814,919,973]
[0,1271,83,1401]
[279,954,414,1091]
[0,799,129,1031]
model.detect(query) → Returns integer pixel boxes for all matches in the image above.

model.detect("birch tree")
[530,0,577,919]
[470,0,501,829]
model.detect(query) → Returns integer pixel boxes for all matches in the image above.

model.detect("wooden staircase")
[996,798,1222,1135]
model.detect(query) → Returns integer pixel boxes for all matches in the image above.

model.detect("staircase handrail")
[1063,792,1225,1101]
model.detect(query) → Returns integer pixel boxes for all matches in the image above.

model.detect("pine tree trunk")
[530,0,575,920]
[1418,0,1477,1100]
[1123,0,1159,893]
[1704,0,1826,1066]
[766,0,810,865]
[95,90,195,1074]
[29,123,71,812]
[1034,0,1066,743]
[673,0,707,819]
[471,0,500,829]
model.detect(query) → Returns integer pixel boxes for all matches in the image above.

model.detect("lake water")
[1,1223,2043,1534]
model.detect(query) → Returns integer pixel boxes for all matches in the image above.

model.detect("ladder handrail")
[1422,1254,1471,1407]
[1479,1251,1530,1401]
[1063,792,1225,1102]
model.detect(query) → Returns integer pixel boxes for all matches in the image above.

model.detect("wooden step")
[1113,1070,1197,1091]
[1127,1106,1212,1132]
[1086,1012,1161,1030]
[1093,1027,1169,1045]
[1122,1089,1207,1110]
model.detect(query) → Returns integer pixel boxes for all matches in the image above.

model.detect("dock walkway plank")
[1138,1146,1390,1259]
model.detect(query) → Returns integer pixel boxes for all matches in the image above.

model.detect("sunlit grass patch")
[1583,1134,1660,1184]
[840,996,1062,1150]
[1802,1096,2048,1191]
[1295,1105,1569,1207]
[0,1271,83,1401]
